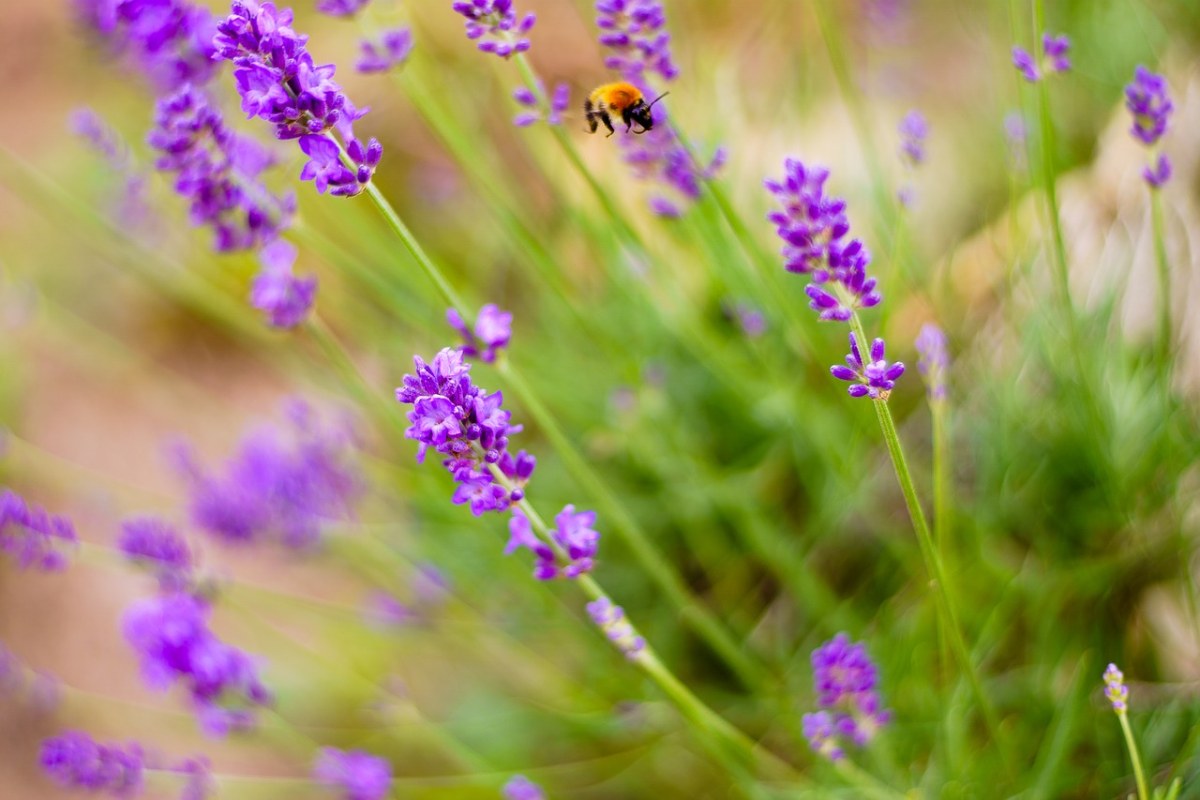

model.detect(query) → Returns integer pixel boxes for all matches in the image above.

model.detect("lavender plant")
[4,1,1200,798]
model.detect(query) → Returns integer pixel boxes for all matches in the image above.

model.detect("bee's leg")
[599,109,615,137]
[583,99,599,134]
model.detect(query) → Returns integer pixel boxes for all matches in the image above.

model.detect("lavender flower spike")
[1103,663,1129,713]
[803,633,890,759]
[40,732,144,798]
[1125,66,1173,188]
[503,775,546,800]
[313,748,392,800]
[0,489,78,571]
[595,0,679,83]
[213,1,383,196]
[831,334,904,400]
[452,0,536,59]
[396,348,535,515]
[317,0,370,15]
[123,591,272,736]
[915,323,949,402]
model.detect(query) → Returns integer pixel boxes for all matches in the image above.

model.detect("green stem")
[849,315,1009,774]
[504,495,796,789]
[1117,712,1150,800]
[1149,187,1172,365]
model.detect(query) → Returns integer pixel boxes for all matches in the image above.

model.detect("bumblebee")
[584,82,670,137]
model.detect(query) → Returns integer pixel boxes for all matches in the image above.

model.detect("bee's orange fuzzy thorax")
[588,82,643,112]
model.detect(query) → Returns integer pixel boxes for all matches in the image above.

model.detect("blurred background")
[2,0,1200,797]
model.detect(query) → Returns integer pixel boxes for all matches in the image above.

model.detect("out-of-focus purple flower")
[511,82,570,127]
[364,592,417,627]
[118,516,194,589]
[40,732,144,798]
[915,323,948,402]
[356,27,414,73]
[586,597,646,660]
[447,304,513,363]
[1143,154,1172,188]
[830,334,905,400]
[502,774,545,800]
[766,160,881,321]
[76,0,218,90]
[0,642,22,695]
[317,0,370,15]
[1103,663,1129,713]
[149,85,294,252]
[123,592,272,736]
[451,0,536,58]
[802,710,846,761]
[213,1,382,196]
[250,239,317,328]
[1003,111,1028,171]
[395,349,535,514]
[617,101,724,217]
[0,489,78,571]
[72,108,153,229]
[898,110,927,166]
[313,748,392,800]
[177,757,215,800]
[595,0,678,83]
[724,299,765,338]
[802,634,889,760]
[1012,32,1070,83]
[1125,66,1172,146]
[174,400,362,549]
[1125,66,1173,188]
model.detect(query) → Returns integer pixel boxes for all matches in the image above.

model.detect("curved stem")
[849,316,1009,776]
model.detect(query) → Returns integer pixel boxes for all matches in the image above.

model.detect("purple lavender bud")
[356,27,414,74]
[174,401,361,549]
[447,304,513,363]
[802,711,846,761]
[502,774,546,800]
[914,323,949,402]
[1103,663,1129,713]
[617,106,722,216]
[1012,46,1040,82]
[586,597,645,660]
[595,0,677,83]
[313,748,392,800]
[1042,33,1070,74]
[1143,153,1172,188]
[148,85,293,252]
[452,0,536,58]
[553,505,600,577]
[118,516,194,589]
[40,732,144,797]
[250,239,318,328]
[123,592,272,736]
[1125,66,1173,148]
[830,333,904,400]
[549,82,571,124]
[317,0,370,15]
[898,110,927,166]
[71,108,132,169]
[512,87,538,106]
[0,489,78,571]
